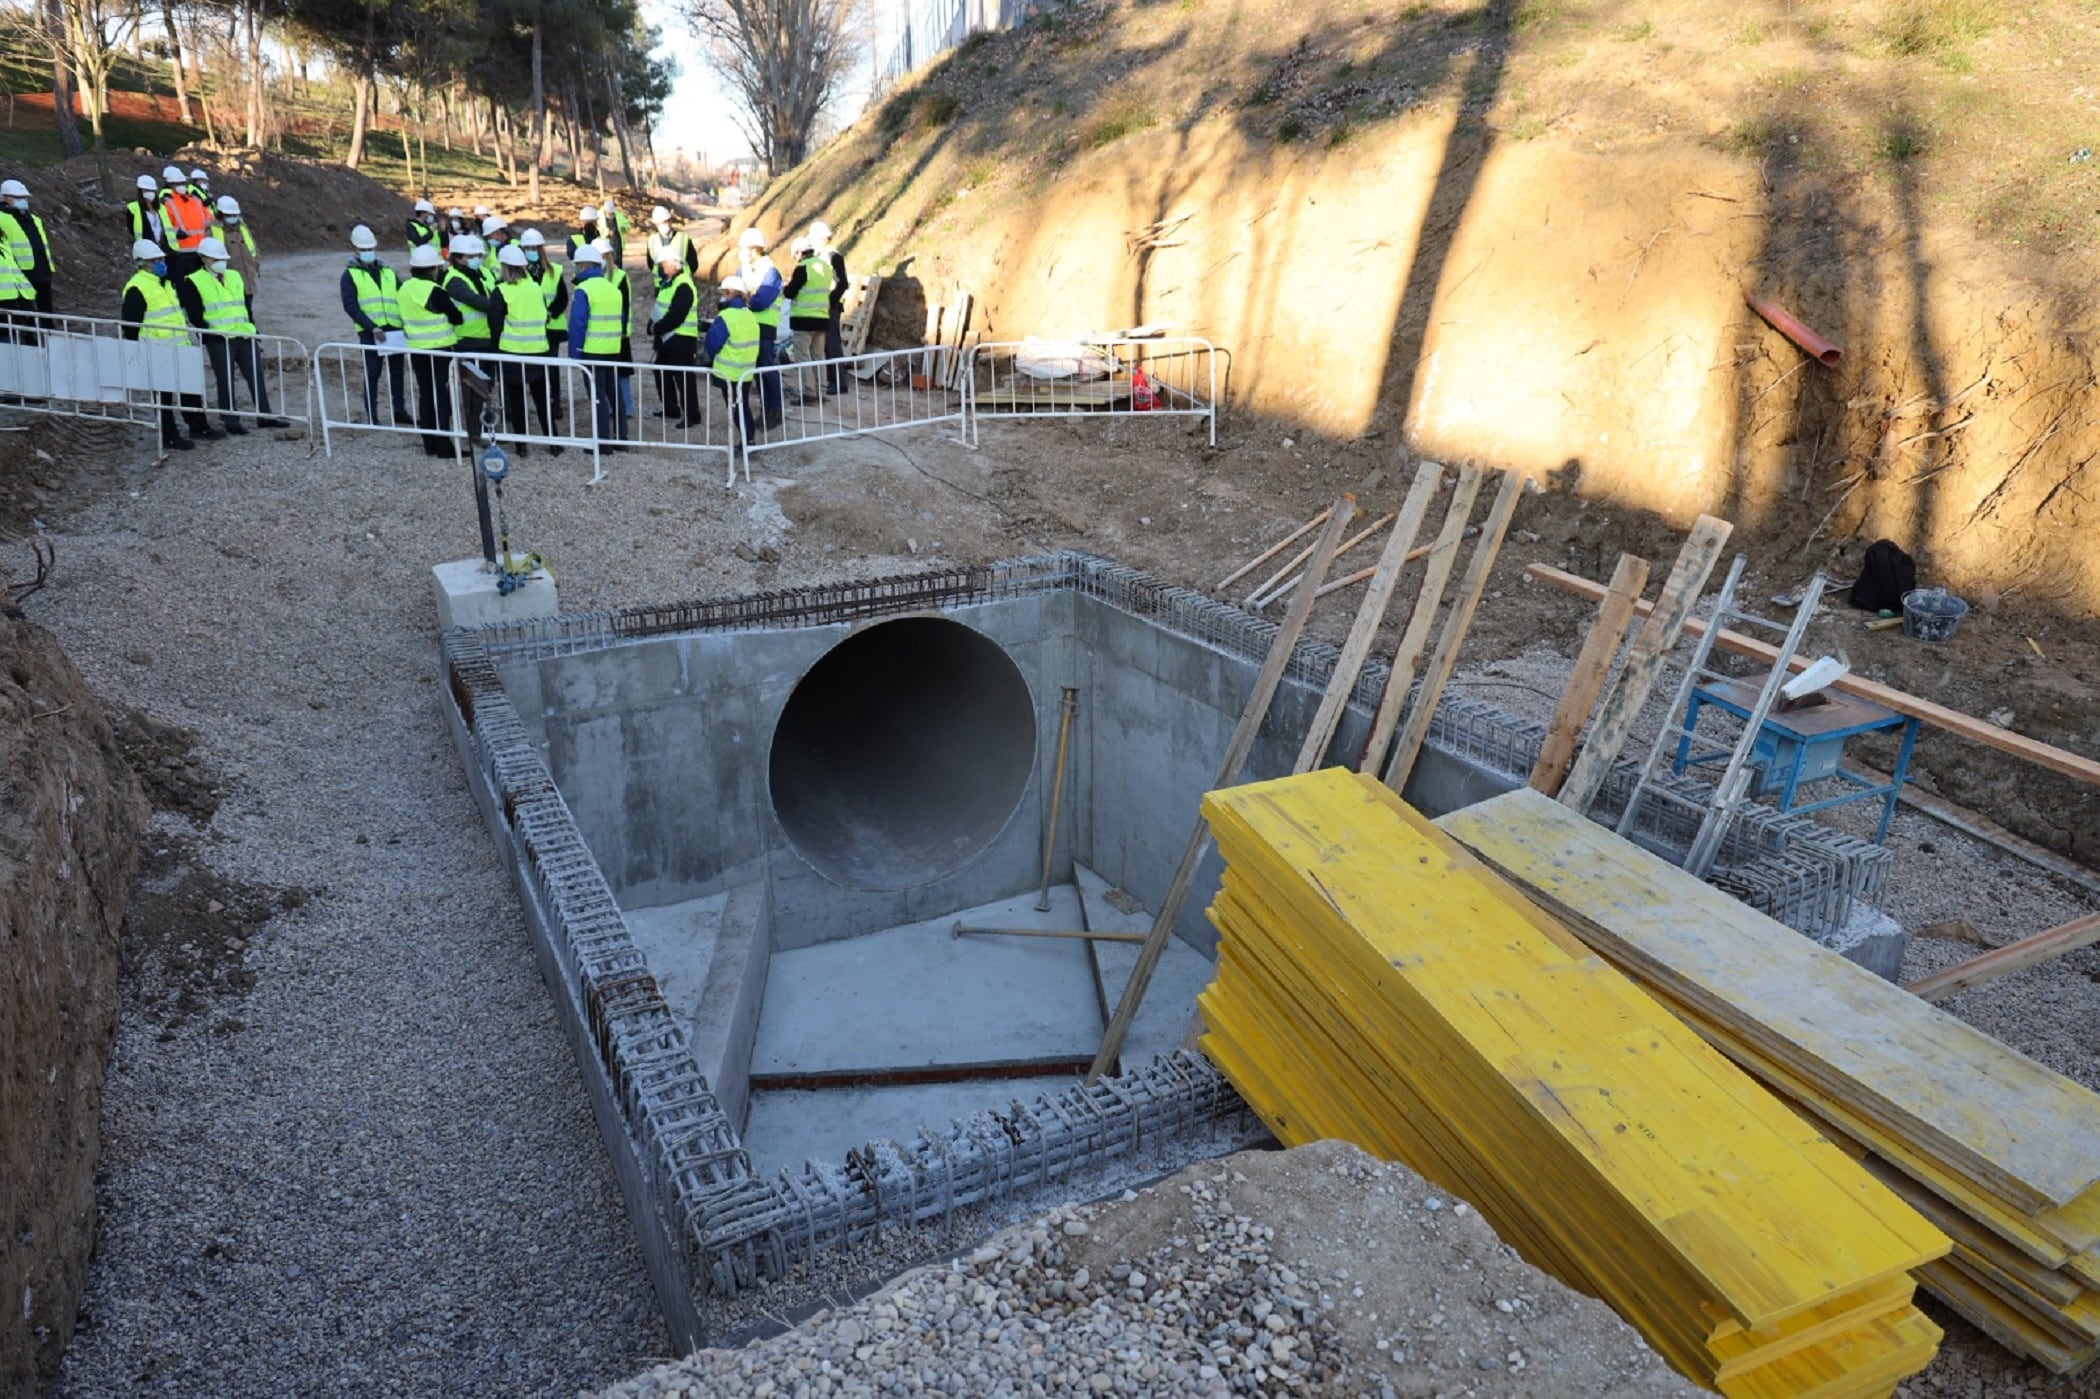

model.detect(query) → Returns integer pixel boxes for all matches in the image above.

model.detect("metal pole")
[1036,686,1079,912]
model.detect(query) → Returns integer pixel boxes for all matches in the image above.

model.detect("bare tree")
[685,0,857,172]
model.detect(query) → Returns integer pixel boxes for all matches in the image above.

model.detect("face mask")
[357,249,376,264]
[470,256,484,271]
[150,260,167,276]
[224,216,239,227]
[208,260,228,274]
[524,249,540,263]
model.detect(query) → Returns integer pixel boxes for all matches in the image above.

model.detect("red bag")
[1131,367,1158,411]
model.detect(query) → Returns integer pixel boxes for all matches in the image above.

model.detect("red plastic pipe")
[1744,290,1842,366]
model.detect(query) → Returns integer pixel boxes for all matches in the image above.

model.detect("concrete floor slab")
[1078,865,1220,1072]
[623,894,732,1023]
[741,1076,1077,1177]
[751,888,1096,1080]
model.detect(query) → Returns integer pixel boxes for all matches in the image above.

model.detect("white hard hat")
[720,275,747,295]
[738,227,767,249]
[497,243,527,268]
[572,243,604,266]
[651,204,670,224]
[0,179,27,199]
[161,164,184,183]
[518,227,545,247]
[789,236,810,256]
[350,224,378,250]
[413,198,434,214]
[409,243,443,269]
[579,204,599,221]
[131,238,163,260]
[215,195,240,215]
[481,215,507,236]
[591,236,613,255]
[450,233,484,256]
[809,220,832,241]
[473,204,492,217]
[188,167,208,183]
[136,173,157,192]
[447,206,464,217]
[197,236,228,260]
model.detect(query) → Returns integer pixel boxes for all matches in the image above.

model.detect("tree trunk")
[42,0,82,158]
[527,8,543,203]
[465,84,480,156]
[243,0,264,147]
[346,68,371,167]
[603,54,636,193]
[163,1,192,122]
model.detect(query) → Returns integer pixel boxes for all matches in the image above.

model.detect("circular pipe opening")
[768,617,1037,891]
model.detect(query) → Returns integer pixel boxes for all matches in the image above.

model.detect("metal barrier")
[965,335,1219,446]
[621,356,742,487]
[313,342,602,478]
[0,310,311,439]
[743,345,969,475]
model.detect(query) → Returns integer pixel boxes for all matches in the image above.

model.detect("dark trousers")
[655,336,697,420]
[499,355,553,439]
[824,312,846,393]
[715,375,754,444]
[29,274,51,316]
[756,323,782,427]
[357,330,408,422]
[410,350,454,455]
[157,390,210,446]
[585,357,627,441]
[203,334,271,422]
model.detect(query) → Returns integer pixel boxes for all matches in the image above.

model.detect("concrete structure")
[439,552,1896,1347]
[431,558,558,630]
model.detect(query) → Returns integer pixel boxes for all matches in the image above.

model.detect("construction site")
[10,0,2100,1397]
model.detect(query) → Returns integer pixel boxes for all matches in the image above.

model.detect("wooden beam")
[1556,515,1734,814]
[1382,470,1528,792]
[1294,462,1442,773]
[1527,562,2100,790]
[1217,507,1331,591]
[1357,467,1485,777]
[1253,510,1395,608]
[1244,503,1359,608]
[1528,552,1652,797]
[1087,495,1360,1083]
[1903,914,2100,1003]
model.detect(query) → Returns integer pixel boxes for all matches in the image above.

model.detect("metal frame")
[742,345,970,475]
[0,310,311,439]
[965,335,1219,446]
[312,341,602,478]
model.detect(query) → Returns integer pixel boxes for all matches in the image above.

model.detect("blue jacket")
[566,266,599,357]
[746,262,782,316]
[703,294,747,361]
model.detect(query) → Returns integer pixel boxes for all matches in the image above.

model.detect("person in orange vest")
[156,163,209,279]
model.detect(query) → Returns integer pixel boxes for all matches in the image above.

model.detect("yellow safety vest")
[347,262,403,330]
[123,269,186,340]
[0,244,32,302]
[208,221,259,258]
[712,304,759,384]
[575,276,624,355]
[441,268,489,342]
[496,279,548,354]
[742,254,780,328]
[530,264,561,313]
[653,270,698,340]
[185,266,253,335]
[646,229,689,268]
[397,276,457,350]
[790,255,834,322]
[0,210,45,274]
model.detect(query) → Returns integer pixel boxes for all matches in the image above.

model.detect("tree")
[684,0,857,172]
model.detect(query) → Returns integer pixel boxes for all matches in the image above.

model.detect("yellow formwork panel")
[1195,769,1948,1397]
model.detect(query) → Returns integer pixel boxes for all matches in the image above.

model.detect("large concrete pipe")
[768,617,1037,890]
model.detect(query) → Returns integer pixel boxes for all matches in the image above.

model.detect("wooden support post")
[1527,551,1652,797]
[1087,495,1359,1083]
[1356,466,1484,777]
[1903,913,2100,1003]
[1381,470,1528,793]
[1294,462,1442,773]
[1556,515,1734,815]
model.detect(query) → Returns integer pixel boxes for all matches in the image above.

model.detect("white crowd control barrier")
[743,346,970,475]
[619,356,741,486]
[965,336,1219,446]
[312,342,602,477]
[0,312,311,437]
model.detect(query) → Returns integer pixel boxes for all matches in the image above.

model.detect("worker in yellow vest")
[564,243,626,444]
[340,224,408,424]
[807,219,849,393]
[0,179,53,317]
[701,274,759,445]
[176,236,275,435]
[735,227,784,429]
[121,239,213,451]
[645,206,698,276]
[783,234,836,399]
[407,199,439,254]
[124,173,159,246]
[0,238,36,342]
[489,244,561,454]
[398,243,466,456]
[441,232,493,357]
[210,197,262,319]
[648,246,701,426]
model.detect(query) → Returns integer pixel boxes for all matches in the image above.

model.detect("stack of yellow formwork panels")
[1439,787,2100,1377]
[1197,769,1949,1398]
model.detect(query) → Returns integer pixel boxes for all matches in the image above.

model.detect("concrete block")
[1820,903,1909,982]
[432,557,558,631]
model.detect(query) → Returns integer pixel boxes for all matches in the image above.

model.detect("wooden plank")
[1217,506,1331,591]
[1528,561,2100,790]
[1381,470,1527,792]
[1904,913,2100,1004]
[1244,502,1359,608]
[1438,788,2100,1212]
[1253,510,1395,608]
[1293,462,1442,773]
[1356,466,1484,777]
[1528,552,1652,797]
[844,274,882,355]
[1313,538,1444,599]
[974,381,1132,409]
[1085,495,1359,1082]
[1556,515,1734,814]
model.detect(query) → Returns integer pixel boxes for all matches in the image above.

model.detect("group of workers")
[103,162,854,457]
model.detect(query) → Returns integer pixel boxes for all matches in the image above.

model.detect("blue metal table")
[1672,675,1920,844]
